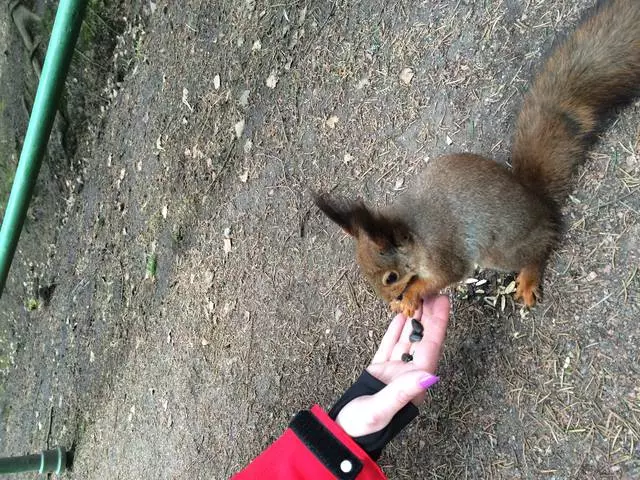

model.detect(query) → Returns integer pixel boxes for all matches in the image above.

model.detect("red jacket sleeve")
[232,405,387,480]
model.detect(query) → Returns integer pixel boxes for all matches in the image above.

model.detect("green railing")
[0,0,88,295]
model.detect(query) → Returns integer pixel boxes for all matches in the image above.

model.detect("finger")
[386,301,423,361]
[364,370,440,428]
[389,315,417,361]
[371,313,406,364]
[412,295,450,373]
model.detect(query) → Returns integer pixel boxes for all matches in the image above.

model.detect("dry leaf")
[266,71,278,89]
[239,89,250,106]
[325,115,339,128]
[399,67,414,85]
[356,78,370,89]
[234,119,245,138]
[182,87,194,112]
[223,237,232,254]
[239,169,249,183]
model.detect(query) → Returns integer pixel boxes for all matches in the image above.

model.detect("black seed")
[401,353,413,362]
[409,332,423,343]
[411,318,424,334]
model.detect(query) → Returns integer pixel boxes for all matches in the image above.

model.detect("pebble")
[401,353,413,363]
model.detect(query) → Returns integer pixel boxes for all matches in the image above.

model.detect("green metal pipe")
[0,0,88,295]
[0,446,67,474]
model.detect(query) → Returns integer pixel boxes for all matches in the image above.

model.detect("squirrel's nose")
[396,294,403,301]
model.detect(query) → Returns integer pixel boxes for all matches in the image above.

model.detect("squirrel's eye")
[383,271,399,285]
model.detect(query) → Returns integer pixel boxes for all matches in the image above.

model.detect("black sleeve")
[328,370,419,461]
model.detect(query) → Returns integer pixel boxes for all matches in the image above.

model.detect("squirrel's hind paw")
[515,266,542,307]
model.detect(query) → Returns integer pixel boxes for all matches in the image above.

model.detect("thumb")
[337,371,439,437]
[367,370,439,426]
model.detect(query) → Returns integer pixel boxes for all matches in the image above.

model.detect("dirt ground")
[1,0,639,479]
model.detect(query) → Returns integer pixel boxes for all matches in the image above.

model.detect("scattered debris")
[182,87,194,111]
[239,89,250,106]
[239,169,249,183]
[266,71,278,89]
[145,253,157,280]
[223,228,233,254]
[399,67,414,84]
[213,74,221,90]
[325,115,339,129]
[234,119,245,138]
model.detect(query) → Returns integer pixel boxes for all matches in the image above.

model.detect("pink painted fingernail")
[418,374,440,390]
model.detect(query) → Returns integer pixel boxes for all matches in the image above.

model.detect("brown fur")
[315,0,640,316]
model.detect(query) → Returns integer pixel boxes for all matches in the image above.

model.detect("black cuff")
[328,370,419,461]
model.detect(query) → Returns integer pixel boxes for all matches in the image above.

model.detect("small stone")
[401,353,413,362]
[411,318,424,334]
[409,332,423,343]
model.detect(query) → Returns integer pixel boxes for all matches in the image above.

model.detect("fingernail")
[418,374,440,390]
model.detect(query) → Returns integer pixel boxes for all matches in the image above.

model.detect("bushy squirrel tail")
[512,0,640,206]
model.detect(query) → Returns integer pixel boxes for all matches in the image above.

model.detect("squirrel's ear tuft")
[313,192,361,237]
[313,192,411,249]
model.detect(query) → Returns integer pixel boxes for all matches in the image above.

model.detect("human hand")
[335,295,450,437]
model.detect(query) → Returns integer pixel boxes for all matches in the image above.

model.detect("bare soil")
[1,1,639,479]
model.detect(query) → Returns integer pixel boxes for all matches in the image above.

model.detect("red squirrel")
[315,0,640,317]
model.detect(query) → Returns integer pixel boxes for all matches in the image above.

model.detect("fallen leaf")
[182,87,194,112]
[239,89,250,106]
[356,78,370,89]
[399,67,414,85]
[234,119,245,138]
[266,71,278,89]
[326,115,339,128]
[239,169,249,183]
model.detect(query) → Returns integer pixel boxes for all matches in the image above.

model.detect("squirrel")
[314,0,640,317]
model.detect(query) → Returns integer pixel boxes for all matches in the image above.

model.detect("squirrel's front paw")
[389,297,418,318]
